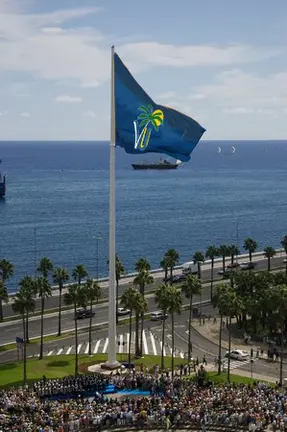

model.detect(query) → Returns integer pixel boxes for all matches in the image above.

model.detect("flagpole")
[105,45,119,368]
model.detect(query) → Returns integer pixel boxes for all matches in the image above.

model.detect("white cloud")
[0,110,8,116]
[157,91,176,101]
[195,69,287,110]
[0,3,283,91]
[55,95,82,104]
[80,80,100,88]
[83,110,97,118]
[189,93,206,100]
[221,107,254,114]
[20,112,30,117]
[120,43,283,70]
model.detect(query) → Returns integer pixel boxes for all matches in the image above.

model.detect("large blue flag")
[114,53,205,162]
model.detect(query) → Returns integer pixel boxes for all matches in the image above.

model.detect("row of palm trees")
[1,233,286,324]
[213,270,287,385]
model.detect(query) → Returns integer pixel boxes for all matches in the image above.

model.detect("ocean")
[0,140,286,293]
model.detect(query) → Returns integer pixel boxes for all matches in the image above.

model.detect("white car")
[283,258,287,263]
[225,349,249,361]
[151,311,168,321]
[117,308,130,316]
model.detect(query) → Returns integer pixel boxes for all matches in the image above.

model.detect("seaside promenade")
[3,247,286,318]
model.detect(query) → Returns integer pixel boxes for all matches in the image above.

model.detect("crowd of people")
[1,369,287,431]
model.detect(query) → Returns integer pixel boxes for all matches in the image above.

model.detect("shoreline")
[7,247,286,298]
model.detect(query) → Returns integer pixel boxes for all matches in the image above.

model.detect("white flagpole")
[105,45,119,368]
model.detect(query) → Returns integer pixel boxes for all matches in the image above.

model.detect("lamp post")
[93,236,102,281]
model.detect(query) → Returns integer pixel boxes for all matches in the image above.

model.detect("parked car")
[117,308,130,316]
[75,308,95,319]
[151,311,168,321]
[225,349,249,361]
[217,268,233,278]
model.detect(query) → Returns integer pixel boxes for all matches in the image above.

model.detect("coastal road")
[0,254,285,344]
[2,252,285,320]
[1,303,286,382]
[3,252,285,318]
[0,285,213,346]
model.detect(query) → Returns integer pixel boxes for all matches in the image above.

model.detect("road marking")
[77,344,82,354]
[167,334,172,340]
[159,341,167,357]
[119,334,123,354]
[57,348,63,355]
[102,338,109,353]
[142,330,148,355]
[85,343,90,354]
[179,352,184,359]
[66,346,73,355]
[126,333,130,353]
[150,332,157,355]
[47,350,53,356]
[94,340,101,354]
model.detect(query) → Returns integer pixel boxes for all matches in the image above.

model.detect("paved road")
[1,301,286,381]
[0,286,213,345]
[3,252,285,319]
[0,254,285,345]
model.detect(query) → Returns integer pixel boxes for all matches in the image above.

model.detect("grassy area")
[0,354,184,389]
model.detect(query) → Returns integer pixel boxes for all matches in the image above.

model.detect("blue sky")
[0,0,287,140]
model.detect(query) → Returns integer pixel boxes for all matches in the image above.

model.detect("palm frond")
[151,115,163,123]
[138,113,149,121]
[148,104,153,114]
[138,105,150,115]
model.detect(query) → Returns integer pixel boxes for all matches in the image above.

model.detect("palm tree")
[0,259,14,321]
[205,245,218,300]
[0,281,8,322]
[264,246,276,272]
[193,251,204,279]
[160,256,169,284]
[166,285,182,377]
[164,249,180,284]
[36,276,52,359]
[213,283,242,381]
[121,286,143,367]
[229,245,240,265]
[12,290,29,383]
[19,276,37,343]
[155,284,170,370]
[115,255,125,324]
[281,235,287,275]
[243,238,258,263]
[64,284,86,375]
[84,279,102,356]
[37,257,53,279]
[134,261,154,355]
[53,268,69,336]
[182,275,202,362]
[267,284,287,385]
[212,283,229,375]
[72,264,88,286]
[218,245,229,273]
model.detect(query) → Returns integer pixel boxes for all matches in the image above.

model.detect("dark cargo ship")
[132,159,181,170]
[0,160,6,198]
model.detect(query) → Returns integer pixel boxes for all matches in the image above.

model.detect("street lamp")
[93,236,102,280]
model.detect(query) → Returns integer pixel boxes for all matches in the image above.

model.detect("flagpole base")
[101,360,120,370]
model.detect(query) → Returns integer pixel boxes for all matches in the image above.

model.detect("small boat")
[132,159,182,170]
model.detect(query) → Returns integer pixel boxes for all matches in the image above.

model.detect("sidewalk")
[192,319,271,358]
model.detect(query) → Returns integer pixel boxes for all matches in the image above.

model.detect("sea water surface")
[0,140,286,292]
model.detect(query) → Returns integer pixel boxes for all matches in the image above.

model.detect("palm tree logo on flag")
[133,104,164,151]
